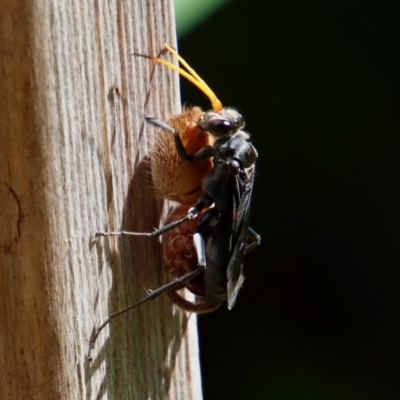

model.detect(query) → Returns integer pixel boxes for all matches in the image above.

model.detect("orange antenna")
[149,44,223,112]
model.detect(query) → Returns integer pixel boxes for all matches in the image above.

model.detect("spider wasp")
[92,44,260,344]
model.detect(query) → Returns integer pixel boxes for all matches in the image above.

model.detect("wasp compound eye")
[198,108,245,137]
[205,119,235,135]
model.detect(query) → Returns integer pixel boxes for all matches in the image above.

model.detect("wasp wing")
[226,165,255,309]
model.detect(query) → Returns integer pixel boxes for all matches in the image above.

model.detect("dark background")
[178,1,400,399]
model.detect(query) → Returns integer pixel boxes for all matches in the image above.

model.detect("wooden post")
[0,1,202,399]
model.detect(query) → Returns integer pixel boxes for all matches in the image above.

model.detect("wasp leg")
[132,107,215,162]
[193,232,206,267]
[95,208,199,238]
[89,265,204,351]
[96,191,215,238]
[167,290,222,313]
[143,113,215,162]
[245,227,261,255]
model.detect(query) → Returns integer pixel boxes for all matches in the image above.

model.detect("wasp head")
[198,108,245,137]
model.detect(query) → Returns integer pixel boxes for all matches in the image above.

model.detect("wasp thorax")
[198,108,245,137]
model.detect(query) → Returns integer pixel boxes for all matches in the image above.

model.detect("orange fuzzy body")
[162,204,206,297]
[150,106,213,205]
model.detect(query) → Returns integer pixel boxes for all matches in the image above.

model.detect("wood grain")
[0,1,202,398]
